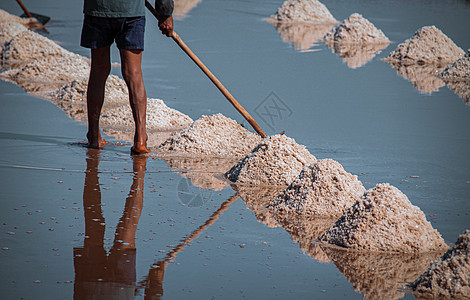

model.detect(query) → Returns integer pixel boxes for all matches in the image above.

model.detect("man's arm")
[155,0,174,36]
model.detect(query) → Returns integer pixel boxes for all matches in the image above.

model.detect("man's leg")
[119,49,150,154]
[87,46,111,148]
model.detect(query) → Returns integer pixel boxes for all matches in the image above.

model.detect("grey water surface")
[1,0,469,299]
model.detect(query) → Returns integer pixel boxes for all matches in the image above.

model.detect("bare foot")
[131,144,151,155]
[87,132,107,149]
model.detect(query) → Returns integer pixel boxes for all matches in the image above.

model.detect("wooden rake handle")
[145,1,267,138]
[16,0,33,18]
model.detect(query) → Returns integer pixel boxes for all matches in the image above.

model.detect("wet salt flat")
[1,0,470,299]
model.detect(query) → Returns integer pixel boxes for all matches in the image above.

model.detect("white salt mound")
[269,0,337,24]
[158,113,261,157]
[1,52,90,84]
[323,13,390,45]
[1,29,68,64]
[385,26,465,65]
[0,9,37,27]
[51,75,130,105]
[268,159,365,216]
[410,230,470,299]
[101,98,193,130]
[440,51,470,81]
[225,134,317,186]
[0,22,27,47]
[320,183,448,253]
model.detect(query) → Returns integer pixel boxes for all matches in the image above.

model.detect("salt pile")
[1,29,69,67]
[101,98,193,130]
[320,183,448,252]
[1,53,90,92]
[268,159,365,216]
[45,75,135,121]
[440,51,470,81]
[323,14,390,69]
[322,246,444,300]
[410,230,470,299]
[0,22,27,47]
[268,0,337,24]
[225,134,316,186]
[158,113,261,158]
[0,9,38,28]
[385,26,465,65]
[323,13,390,45]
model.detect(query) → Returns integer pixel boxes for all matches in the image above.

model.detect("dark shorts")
[81,15,145,50]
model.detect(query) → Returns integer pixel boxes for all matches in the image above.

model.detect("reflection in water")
[234,185,334,262]
[74,149,148,299]
[385,62,446,94]
[138,195,238,298]
[163,157,237,191]
[325,42,389,69]
[232,185,283,228]
[75,149,238,299]
[321,246,444,300]
[268,21,334,52]
[443,80,470,104]
[173,0,203,20]
[274,214,335,263]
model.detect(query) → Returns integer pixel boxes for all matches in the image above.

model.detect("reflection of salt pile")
[233,185,284,228]
[387,62,446,94]
[275,214,335,263]
[322,246,444,300]
[320,183,448,252]
[385,26,465,65]
[440,53,470,104]
[173,0,203,19]
[444,80,470,105]
[165,157,237,191]
[268,159,365,216]
[101,98,193,130]
[410,230,470,299]
[323,14,390,69]
[270,22,334,51]
[225,134,316,186]
[269,0,337,24]
[158,114,261,158]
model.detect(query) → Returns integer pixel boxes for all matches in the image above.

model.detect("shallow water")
[1,0,470,299]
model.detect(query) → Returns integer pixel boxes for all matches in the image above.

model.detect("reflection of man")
[74,149,147,299]
[81,0,174,154]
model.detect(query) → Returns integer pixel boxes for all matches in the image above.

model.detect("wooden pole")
[15,0,33,18]
[145,1,267,138]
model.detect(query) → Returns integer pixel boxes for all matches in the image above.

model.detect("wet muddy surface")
[1,0,470,299]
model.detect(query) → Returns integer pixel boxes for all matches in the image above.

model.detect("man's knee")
[90,47,111,78]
